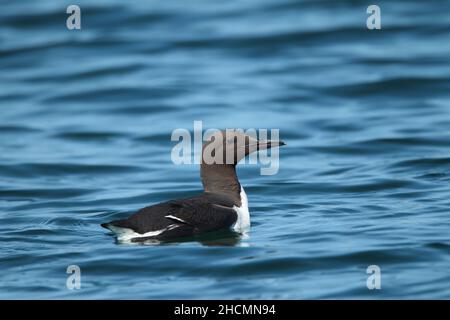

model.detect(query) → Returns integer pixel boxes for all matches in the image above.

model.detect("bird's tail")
[100,222,110,229]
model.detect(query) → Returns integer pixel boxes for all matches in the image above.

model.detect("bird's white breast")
[232,186,250,233]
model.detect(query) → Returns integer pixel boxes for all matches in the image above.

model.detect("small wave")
[24,63,145,83]
[0,125,41,133]
[0,163,143,178]
[109,104,179,115]
[391,157,450,171]
[326,76,450,98]
[52,131,124,142]
[0,188,91,200]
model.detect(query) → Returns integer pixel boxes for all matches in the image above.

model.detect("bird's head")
[201,129,285,166]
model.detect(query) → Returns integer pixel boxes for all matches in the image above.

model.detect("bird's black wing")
[102,195,238,239]
[164,199,238,233]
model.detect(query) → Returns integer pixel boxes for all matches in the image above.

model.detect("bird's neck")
[200,164,242,206]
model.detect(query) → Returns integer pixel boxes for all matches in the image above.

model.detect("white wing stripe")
[165,215,187,223]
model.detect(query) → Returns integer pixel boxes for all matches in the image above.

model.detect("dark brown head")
[200,130,285,203]
[201,129,285,166]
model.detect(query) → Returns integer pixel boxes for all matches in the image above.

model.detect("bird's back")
[101,193,238,242]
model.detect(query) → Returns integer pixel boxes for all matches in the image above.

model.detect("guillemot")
[101,130,285,243]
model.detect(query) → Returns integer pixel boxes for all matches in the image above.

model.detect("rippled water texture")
[1,0,450,299]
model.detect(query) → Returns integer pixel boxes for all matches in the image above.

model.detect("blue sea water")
[1,0,450,299]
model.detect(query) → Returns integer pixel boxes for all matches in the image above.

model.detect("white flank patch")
[107,225,177,242]
[232,186,250,233]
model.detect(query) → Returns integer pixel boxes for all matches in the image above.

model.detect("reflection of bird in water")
[136,230,245,247]
[101,130,285,243]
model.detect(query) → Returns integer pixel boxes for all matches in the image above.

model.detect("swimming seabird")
[101,130,285,242]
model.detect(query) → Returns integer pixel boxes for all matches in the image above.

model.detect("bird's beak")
[242,139,286,156]
[255,140,286,150]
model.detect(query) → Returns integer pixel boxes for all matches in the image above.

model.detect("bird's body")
[101,130,283,243]
[102,187,249,242]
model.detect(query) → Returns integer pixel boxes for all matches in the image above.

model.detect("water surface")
[1,0,450,299]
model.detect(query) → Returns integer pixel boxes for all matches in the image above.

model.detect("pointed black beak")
[257,140,286,150]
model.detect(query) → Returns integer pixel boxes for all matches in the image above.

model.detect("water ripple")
[1,0,450,299]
